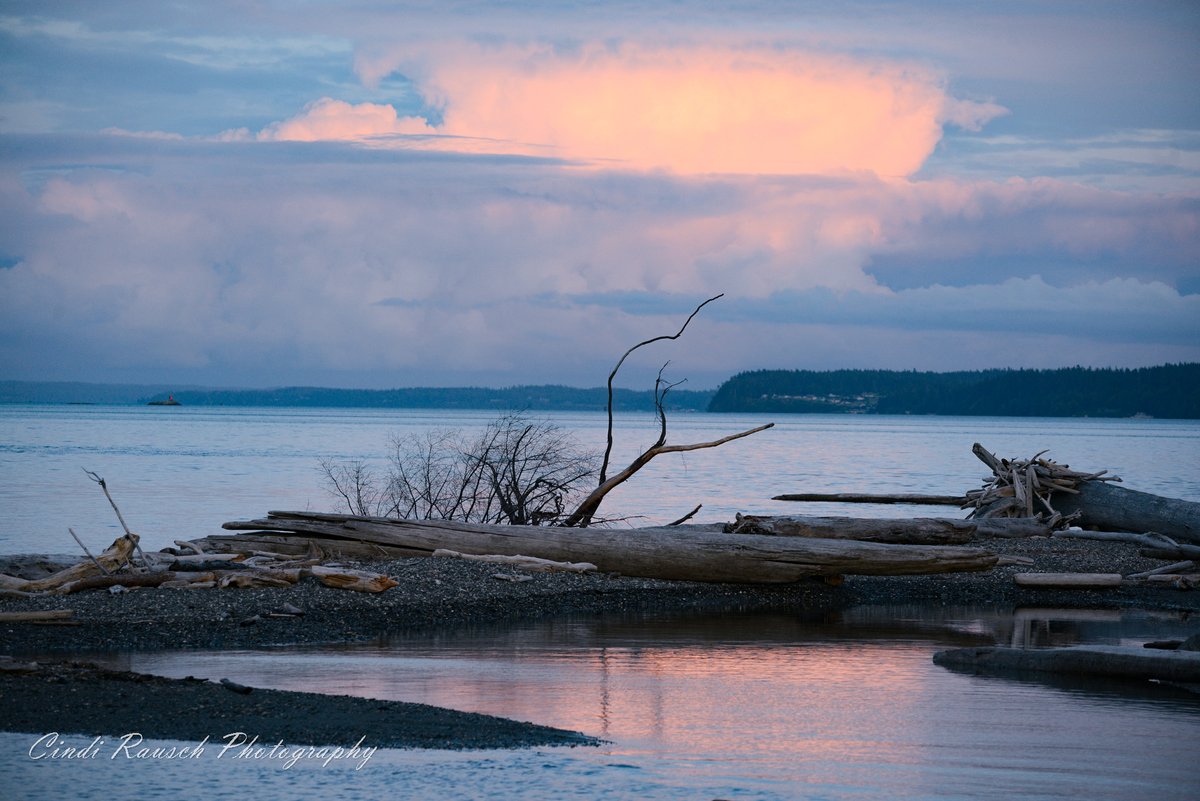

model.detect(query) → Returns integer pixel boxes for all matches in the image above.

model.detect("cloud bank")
[0,2,1196,389]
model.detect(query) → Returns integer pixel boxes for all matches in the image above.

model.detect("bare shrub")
[320,411,596,525]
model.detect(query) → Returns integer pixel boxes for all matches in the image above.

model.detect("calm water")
[1,404,1198,555]
[3,406,1200,799]
[7,607,1200,800]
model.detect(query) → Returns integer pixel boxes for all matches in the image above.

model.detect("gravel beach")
[2,535,1197,749]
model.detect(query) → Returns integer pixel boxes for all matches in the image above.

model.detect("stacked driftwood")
[768,443,1200,591]
[0,534,399,596]
[964,442,1122,528]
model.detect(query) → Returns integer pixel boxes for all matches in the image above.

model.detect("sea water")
[6,607,1200,800]
[1,405,1197,554]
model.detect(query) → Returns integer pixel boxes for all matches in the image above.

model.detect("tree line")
[707,364,1200,419]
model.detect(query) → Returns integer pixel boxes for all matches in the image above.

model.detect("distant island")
[147,394,181,406]
[3,363,1197,418]
[707,364,1200,419]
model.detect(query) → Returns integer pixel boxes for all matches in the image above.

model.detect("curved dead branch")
[597,293,723,487]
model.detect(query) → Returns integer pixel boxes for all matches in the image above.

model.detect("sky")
[1,1,1197,390]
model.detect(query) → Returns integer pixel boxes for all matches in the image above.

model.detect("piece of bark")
[306,565,399,593]
[1013,573,1124,588]
[158,579,216,590]
[216,573,294,589]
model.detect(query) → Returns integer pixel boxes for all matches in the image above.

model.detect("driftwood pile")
[964,443,1122,527]
[0,534,399,596]
[769,442,1200,591]
[0,472,400,598]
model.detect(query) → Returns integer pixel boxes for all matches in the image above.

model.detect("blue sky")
[1,1,1197,388]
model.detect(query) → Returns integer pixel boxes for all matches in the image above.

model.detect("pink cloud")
[345,42,1007,176]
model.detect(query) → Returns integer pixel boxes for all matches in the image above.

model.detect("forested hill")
[707,365,1200,419]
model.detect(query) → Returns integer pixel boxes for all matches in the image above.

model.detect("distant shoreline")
[2,364,1198,419]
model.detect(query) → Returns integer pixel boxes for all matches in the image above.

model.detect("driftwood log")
[433,549,598,573]
[307,565,398,593]
[1012,573,1125,589]
[211,512,999,583]
[0,610,74,623]
[56,571,209,595]
[933,645,1200,683]
[726,514,1051,543]
[1,535,139,593]
[772,493,964,506]
[1056,482,1200,544]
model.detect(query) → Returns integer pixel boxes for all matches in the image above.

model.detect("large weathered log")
[727,514,1050,543]
[217,512,999,583]
[1055,482,1200,543]
[933,645,1200,683]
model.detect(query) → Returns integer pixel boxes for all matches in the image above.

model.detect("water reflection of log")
[933,644,1200,683]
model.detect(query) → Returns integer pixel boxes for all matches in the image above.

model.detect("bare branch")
[598,294,723,486]
[667,504,702,526]
[562,422,773,527]
[83,469,148,568]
